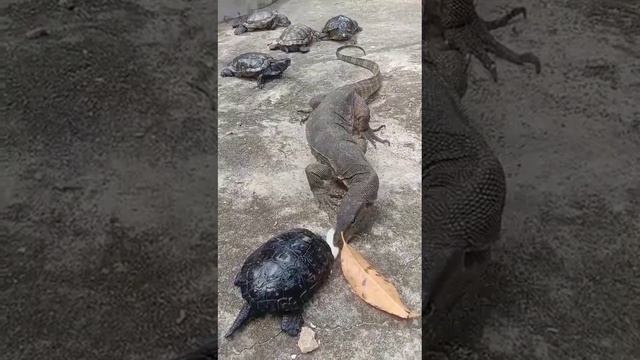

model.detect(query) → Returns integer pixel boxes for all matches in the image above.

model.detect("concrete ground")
[426,1,640,359]
[217,0,422,359]
[1,1,216,359]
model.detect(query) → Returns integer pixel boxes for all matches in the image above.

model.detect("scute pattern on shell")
[243,10,276,29]
[228,52,271,76]
[276,24,317,46]
[323,15,360,35]
[236,228,334,314]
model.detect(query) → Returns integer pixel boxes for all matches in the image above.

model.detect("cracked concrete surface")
[217,0,421,358]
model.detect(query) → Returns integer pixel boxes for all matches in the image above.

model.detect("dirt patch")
[1,1,216,359]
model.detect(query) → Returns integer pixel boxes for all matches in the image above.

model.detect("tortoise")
[220,52,291,89]
[268,24,320,53]
[233,9,291,35]
[319,15,362,42]
[224,228,339,338]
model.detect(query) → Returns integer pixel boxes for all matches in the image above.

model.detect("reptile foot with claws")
[441,2,541,81]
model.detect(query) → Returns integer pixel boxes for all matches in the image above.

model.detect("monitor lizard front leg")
[305,162,346,216]
[441,0,541,81]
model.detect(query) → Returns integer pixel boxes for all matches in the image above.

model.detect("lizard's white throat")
[325,228,340,259]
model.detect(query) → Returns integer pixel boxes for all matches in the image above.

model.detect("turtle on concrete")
[225,228,339,338]
[319,15,362,42]
[220,52,291,89]
[233,9,291,35]
[268,24,320,53]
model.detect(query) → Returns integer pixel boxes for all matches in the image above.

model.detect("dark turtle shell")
[226,52,272,76]
[321,15,362,40]
[235,228,334,313]
[234,9,290,35]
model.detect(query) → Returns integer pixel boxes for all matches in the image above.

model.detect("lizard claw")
[371,124,385,132]
[364,128,390,148]
[297,108,312,124]
[442,5,541,80]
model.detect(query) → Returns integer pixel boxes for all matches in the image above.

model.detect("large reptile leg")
[442,2,540,81]
[355,136,368,154]
[305,162,342,213]
[298,94,326,124]
[352,94,390,148]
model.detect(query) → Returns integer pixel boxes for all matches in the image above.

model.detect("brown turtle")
[233,9,291,35]
[268,24,320,53]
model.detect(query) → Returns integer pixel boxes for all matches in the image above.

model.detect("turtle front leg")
[281,312,304,336]
[442,2,540,81]
[256,74,265,89]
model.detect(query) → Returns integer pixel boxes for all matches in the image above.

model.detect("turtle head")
[220,66,234,77]
[324,228,340,259]
[265,57,291,76]
[276,14,291,27]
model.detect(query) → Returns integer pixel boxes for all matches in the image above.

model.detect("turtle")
[268,24,320,53]
[220,52,291,89]
[224,228,339,338]
[319,15,362,43]
[233,9,291,35]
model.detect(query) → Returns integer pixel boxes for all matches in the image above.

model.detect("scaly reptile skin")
[303,45,389,247]
[423,0,530,315]
[422,57,506,315]
[430,0,541,81]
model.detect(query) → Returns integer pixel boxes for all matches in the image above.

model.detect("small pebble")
[291,355,297,359]
[307,321,316,329]
[26,27,49,39]
[297,326,319,353]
